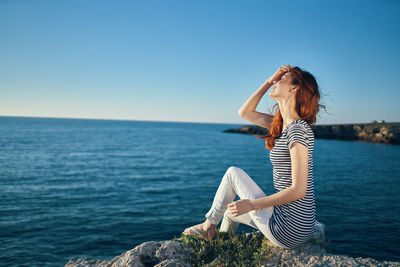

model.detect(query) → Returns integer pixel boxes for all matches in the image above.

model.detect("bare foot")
[183,221,217,240]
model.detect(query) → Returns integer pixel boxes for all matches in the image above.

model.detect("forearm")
[251,187,304,210]
[238,79,273,115]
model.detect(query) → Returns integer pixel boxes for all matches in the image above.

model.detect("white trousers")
[205,166,289,249]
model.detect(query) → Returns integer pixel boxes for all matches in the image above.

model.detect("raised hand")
[267,64,293,84]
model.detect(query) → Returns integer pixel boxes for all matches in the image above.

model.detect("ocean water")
[0,116,399,267]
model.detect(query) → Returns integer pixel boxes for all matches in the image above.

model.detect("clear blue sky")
[1,0,399,125]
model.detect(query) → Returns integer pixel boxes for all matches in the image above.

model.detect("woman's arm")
[251,142,308,210]
[238,79,274,129]
[251,185,304,211]
[228,142,308,217]
[229,183,304,217]
[238,65,292,129]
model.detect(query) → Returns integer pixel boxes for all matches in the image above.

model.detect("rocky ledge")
[224,121,400,145]
[65,221,399,267]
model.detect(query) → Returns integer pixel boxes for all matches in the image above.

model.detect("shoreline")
[223,121,400,145]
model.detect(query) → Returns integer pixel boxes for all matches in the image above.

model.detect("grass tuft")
[172,230,272,267]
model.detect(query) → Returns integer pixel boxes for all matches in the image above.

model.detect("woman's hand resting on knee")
[228,199,255,217]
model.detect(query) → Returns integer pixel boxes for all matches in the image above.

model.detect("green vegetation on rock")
[172,230,272,267]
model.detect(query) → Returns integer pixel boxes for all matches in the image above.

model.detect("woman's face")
[268,72,294,100]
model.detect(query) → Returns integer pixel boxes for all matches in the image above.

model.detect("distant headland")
[223,120,400,145]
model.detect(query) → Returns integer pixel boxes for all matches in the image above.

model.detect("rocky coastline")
[65,221,400,267]
[223,121,400,145]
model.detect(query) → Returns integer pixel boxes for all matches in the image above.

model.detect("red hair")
[256,66,326,150]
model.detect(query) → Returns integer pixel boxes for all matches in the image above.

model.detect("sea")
[0,116,399,267]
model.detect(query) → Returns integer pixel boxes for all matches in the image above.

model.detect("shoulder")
[286,120,312,149]
[287,120,309,134]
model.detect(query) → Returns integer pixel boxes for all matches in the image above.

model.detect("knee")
[227,166,241,175]
[226,166,244,182]
[224,166,237,184]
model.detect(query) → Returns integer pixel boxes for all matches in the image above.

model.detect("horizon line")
[0,115,396,126]
[0,115,245,126]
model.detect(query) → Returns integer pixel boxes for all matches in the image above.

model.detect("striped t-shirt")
[268,118,316,248]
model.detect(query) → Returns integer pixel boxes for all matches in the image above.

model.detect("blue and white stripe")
[268,119,316,248]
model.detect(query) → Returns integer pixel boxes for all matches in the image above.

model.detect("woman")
[183,64,322,249]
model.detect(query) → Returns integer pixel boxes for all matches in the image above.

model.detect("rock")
[155,258,190,267]
[256,221,398,267]
[65,221,400,267]
[65,241,191,267]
